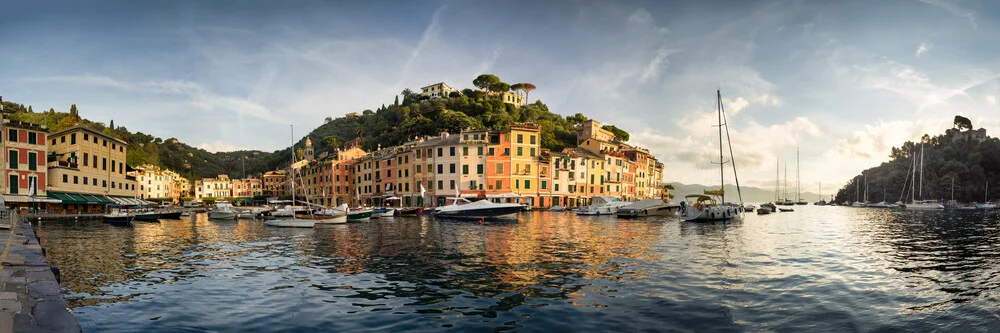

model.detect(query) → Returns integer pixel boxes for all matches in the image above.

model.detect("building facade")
[46,126,138,213]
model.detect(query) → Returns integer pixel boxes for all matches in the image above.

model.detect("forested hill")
[833,116,1000,204]
[0,74,631,180]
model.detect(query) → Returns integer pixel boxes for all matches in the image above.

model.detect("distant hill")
[666,182,825,204]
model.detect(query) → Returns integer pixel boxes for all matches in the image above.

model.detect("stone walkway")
[0,216,80,332]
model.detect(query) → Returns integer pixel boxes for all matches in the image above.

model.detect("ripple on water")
[34,208,1000,332]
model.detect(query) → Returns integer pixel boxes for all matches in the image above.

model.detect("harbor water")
[37,207,1000,332]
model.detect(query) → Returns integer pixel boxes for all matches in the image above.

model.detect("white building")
[420,82,456,99]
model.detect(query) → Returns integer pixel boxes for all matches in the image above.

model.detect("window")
[416,150,422,158]
[495,180,502,190]
[51,139,55,146]
[517,134,523,143]
[437,164,443,174]
[530,135,536,144]
[470,180,477,190]
[496,163,504,174]
[515,180,520,189]
[449,180,455,190]
[437,148,443,157]
[63,174,68,183]
[504,148,510,156]
[93,156,97,167]
[477,164,484,174]
[8,151,16,169]
[526,165,531,173]
[60,135,65,143]
[83,153,89,166]
[450,147,456,156]
[120,146,123,153]
[517,147,523,156]
[541,180,547,190]
[530,148,536,157]
[416,165,422,173]
[8,175,16,194]
[28,152,36,171]
[93,137,97,144]
[84,134,89,141]
[28,133,36,144]
[103,139,107,147]
[103,158,107,170]
[83,177,88,185]
[71,133,76,144]
[462,165,469,174]
[463,147,468,156]
[554,184,560,192]
[477,147,483,155]
[488,148,495,156]
[7,130,16,142]
[449,164,456,173]
[73,176,78,184]
[438,180,443,190]
[111,160,116,172]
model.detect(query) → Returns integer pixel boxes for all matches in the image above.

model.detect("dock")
[0,213,80,332]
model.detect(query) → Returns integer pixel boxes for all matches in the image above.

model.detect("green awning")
[92,195,114,204]
[48,192,89,205]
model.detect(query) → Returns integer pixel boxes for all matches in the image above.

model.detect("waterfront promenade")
[0,214,80,332]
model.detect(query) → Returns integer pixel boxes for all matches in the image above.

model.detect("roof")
[420,82,451,89]
[50,125,128,145]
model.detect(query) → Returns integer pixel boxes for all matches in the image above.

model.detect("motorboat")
[617,199,678,218]
[757,202,776,214]
[265,218,318,228]
[743,204,755,212]
[976,202,997,209]
[756,207,771,215]
[132,210,161,222]
[868,201,890,208]
[778,207,794,212]
[547,205,567,212]
[208,202,238,220]
[576,196,632,216]
[435,198,523,219]
[102,206,134,225]
[373,208,396,218]
[294,208,348,224]
[904,200,944,210]
[678,194,744,222]
[398,207,424,216]
[347,207,373,221]
[158,209,183,219]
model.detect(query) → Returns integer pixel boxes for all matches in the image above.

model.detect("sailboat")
[851,174,867,207]
[679,90,744,222]
[976,181,996,209]
[759,159,778,214]
[869,188,890,208]
[266,126,347,227]
[795,148,807,205]
[904,144,944,210]
[814,182,827,205]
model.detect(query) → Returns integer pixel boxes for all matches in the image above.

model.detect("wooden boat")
[133,211,161,222]
[158,211,183,219]
[398,207,424,216]
[373,208,396,218]
[102,206,134,225]
[347,209,373,221]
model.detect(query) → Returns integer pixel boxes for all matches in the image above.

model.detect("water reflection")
[35,208,1000,332]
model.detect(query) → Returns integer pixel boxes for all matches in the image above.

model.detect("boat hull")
[102,215,134,225]
[616,205,678,218]
[208,211,237,220]
[435,206,522,219]
[680,205,743,222]
[264,219,318,228]
[133,213,161,222]
[904,203,944,210]
[373,209,396,218]
[159,211,183,220]
[756,208,771,215]
[347,211,373,221]
[398,207,424,216]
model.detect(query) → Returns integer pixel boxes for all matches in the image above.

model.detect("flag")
[28,177,36,197]
[419,183,426,197]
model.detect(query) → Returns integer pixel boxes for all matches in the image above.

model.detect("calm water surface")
[37,207,1000,332]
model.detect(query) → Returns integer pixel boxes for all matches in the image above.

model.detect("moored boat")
[576,196,632,216]
[158,210,183,219]
[208,202,238,220]
[398,207,424,216]
[435,198,523,219]
[678,90,745,223]
[133,211,161,222]
[548,205,567,212]
[373,208,396,218]
[264,218,317,228]
[102,209,134,225]
[347,208,373,221]
[617,199,678,218]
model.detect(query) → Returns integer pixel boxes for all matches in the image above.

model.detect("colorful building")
[1,119,58,210]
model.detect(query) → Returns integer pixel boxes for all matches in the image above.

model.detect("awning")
[486,193,522,198]
[47,192,90,205]
[459,193,479,198]
[1,195,62,203]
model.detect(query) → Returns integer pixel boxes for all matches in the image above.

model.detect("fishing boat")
[208,202,238,219]
[616,199,678,218]
[904,144,944,210]
[398,207,424,216]
[678,90,745,222]
[576,196,632,215]
[435,198,523,219]
[347,208,373,221]
[373,208,396,218]
[102,205,134,225]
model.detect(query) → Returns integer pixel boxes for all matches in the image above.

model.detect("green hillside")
[1,73,628,181]
[833,116,1000,203]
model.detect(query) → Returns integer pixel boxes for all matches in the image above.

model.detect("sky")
[2,0,1000,194]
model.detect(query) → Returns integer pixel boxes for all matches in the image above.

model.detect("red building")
[1,119,57,210]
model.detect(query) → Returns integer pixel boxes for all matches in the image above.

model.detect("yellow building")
[46,126,139,211]
[131,164,181,202]
[195,174,232,201]
[420,82,456,99]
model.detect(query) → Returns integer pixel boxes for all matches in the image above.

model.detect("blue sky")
[2,0,999,193]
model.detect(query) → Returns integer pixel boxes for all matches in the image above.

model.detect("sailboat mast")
[291,125,295,205]
[919,144,924,199]
[784,164,788,201]
[910,149,916,202]
[717,90,725,204]
[796,147,800,201]
[775,158,779,202]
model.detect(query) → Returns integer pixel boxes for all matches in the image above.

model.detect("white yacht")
[616,199,678,218]
[575,196,632,216]
[435,198,523,219]
[678,90,745,223]
[208,202,238,220]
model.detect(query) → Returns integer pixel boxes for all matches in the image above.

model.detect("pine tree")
[70,104,79,120]
[394,95,399,106]
[27,105,33,113]
[110,119,115,130]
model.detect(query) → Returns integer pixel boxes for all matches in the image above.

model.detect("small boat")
[617,199,678,218]
[576,196,632,216]
[398,207,424,216]
[868,201,890,208]
[959,204,977,210]
[756,207,771,215]
[778,207,794,212]
[102,207,134,225]
[743,204,755,212]
[133,211,161,222]
[347,208,373,221]
[976,202,997,210]
[294,208,348,224]
[158,210,183,219]
[264,218,317,228]
[180,211,191,217]
[435,198,523,219]
[373,208,396,218]
[547,205,567,212]
[208,202,238,220]
[904,200,944,210]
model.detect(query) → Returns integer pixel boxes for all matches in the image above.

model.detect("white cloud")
[639,47,677,82]
[986,94,997,106]
[916,41,933,57]
[198,141,251,153]
[920,0,977,29]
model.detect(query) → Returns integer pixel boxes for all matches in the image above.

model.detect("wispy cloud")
[920,0,977,29]
[915,41,933,57]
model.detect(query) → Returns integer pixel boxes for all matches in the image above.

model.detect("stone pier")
[0,215,80,332]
